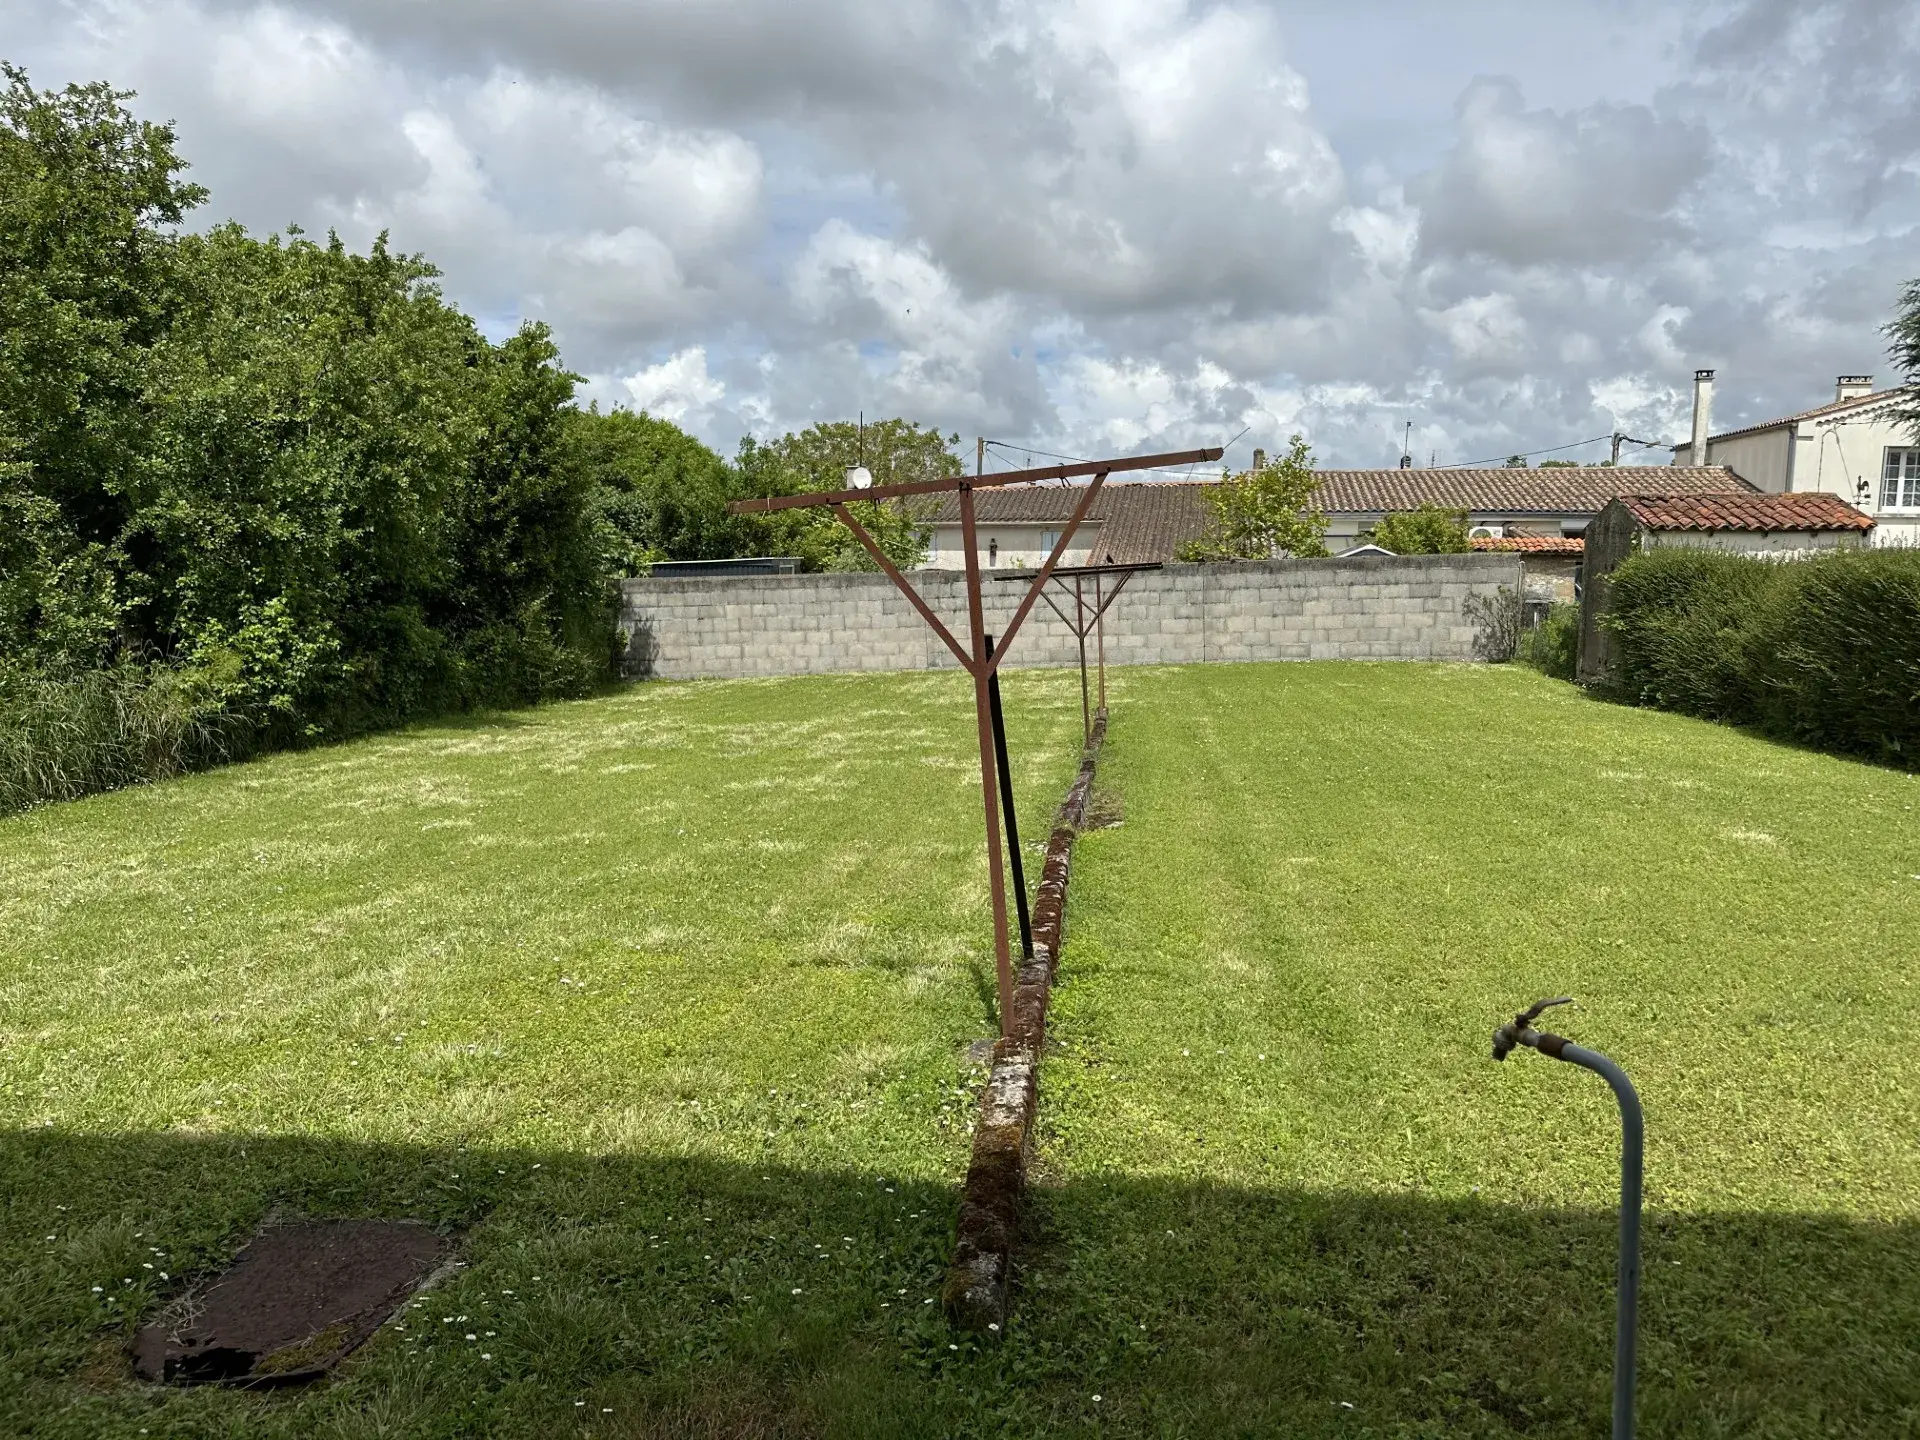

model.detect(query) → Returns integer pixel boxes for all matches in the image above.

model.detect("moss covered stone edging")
[942,708,1106,1332]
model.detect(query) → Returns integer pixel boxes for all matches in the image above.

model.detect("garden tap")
[1491,996,1574,1060]
[1488,995,1643,1440]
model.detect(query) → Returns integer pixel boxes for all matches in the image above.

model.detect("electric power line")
[1444,433,1615,469]
[982,435,1235,481]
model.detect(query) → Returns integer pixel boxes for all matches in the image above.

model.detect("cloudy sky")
[8,0,1918,468]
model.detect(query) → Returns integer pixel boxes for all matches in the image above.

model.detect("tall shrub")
[1604,546,1920,766]
[1603,549,1786,721]
[1749,550,1920,765]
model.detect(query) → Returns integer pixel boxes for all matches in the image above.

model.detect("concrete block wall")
[617,553,1524,680]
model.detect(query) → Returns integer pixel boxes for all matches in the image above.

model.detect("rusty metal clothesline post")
[997,562,1161,746]
[728,448,1217,1035]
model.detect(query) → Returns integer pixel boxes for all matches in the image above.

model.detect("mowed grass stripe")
[1029,661,1919,1435]
[4,661,1916,1438]
[1,669,1087,1436]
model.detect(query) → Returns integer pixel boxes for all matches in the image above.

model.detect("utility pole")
[1610,433,1657,466]
[977,436,985,480]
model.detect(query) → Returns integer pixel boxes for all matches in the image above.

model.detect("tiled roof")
[927,481,1212,563]
[1310,465,1746,514]
[1617,491,1875,533]
[1090,483,1215,563]
[1471,535,1585,554]
[924,486,1112,523]
[1678,385,1914,448]
[925,464,1758,563]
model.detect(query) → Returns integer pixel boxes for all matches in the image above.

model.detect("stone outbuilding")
[1469,533,1586,604]
[1575,491,1876,685]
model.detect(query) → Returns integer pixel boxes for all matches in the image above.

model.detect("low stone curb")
[941,709,1107,1332]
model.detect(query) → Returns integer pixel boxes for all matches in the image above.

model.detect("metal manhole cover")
[132,1217,450,1386]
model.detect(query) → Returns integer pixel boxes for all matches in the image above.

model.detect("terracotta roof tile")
[928,482,1213,563]
[1470,535,1585,554]
[1617,490,1875,532]
[1090,483,1215,563]
[1310,465,1746,513]
[924,486,1111,523]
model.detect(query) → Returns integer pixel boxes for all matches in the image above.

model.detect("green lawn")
[3,663,1916,1437]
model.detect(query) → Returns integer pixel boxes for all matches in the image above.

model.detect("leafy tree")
[570,406,746,571]
[1886,276,1920,440]
[445,325,612,707]
[132,224,484,731]
[0,63,622,808]
[1537,459,1578,468]
[1369,503,1471,554]
[1176,435,1328,561]
[734,419,954,571]
[0,64,205,664]
[2,64,612,744]
[1503,454,1529,468]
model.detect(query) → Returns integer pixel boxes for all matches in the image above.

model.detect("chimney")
[1690,368,1714,464]
[1252,448,1265,471]
[1836,374,1873,403]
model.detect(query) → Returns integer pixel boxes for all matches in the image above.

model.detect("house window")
[1883,449,1920,509]
[1041,529,1061,555]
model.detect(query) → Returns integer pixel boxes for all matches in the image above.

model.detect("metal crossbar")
[993,562,1162,742]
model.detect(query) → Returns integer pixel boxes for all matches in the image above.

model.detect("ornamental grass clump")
[1518,602,1579,680]
[0,660,245,813]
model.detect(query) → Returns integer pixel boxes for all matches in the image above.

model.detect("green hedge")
[1605,546,1920,766]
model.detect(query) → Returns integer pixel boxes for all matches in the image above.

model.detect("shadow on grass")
[1568,677,1920,775]
[2,1130,1914,1439]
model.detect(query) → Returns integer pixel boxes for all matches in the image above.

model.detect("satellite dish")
[846,466,874,490]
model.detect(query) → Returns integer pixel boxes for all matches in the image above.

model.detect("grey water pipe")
[1492,997,1643,1440]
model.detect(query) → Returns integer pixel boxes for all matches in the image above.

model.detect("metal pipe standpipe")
[984,635,1033,961]
[1491,998,1644,1440]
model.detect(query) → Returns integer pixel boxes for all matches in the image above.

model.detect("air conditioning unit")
[1468,524,1506,539]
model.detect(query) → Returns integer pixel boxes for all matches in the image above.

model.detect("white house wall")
[1789,410,1920,546]
[1872,516,1920,547]
[1680,394,1919,544]
[1704,429,1791,491]
[921,522,1103,571]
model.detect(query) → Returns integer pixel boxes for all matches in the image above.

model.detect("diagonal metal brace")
[986,471,1107,673]
[831,502,974,672]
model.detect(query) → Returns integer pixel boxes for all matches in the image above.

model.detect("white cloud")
[615,347,727,425]
[6,0,1918,466]
[1421,293,1530,369]
[1414,77,1709,267]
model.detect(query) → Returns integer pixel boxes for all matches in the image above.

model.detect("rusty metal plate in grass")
[132,1217,449,1386]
